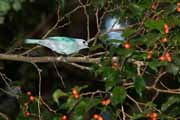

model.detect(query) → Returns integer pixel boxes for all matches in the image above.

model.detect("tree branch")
[0,54,100,63]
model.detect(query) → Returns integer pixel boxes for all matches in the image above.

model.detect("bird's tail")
[25,39,41,44]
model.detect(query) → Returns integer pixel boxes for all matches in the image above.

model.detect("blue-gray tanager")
[104,16,125,41]
[25,36,89,55]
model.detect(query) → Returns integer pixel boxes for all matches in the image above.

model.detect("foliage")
[0,0,180,120]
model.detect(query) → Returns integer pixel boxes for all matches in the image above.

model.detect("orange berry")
[105,99,111,105]
[162,37,168,43]
[26,91,31,96]
[159,56,166,61]
[177,7,180,12]
[177,2,180,7]
[124,43,131,49]
[98,116,104,120]
[101,99,111,106]
[25,111,31,117]
[29,96,35,102]
[165,52,170,57]
[72,88,78,95]
[151,112,158,118]
[101,100,106,105]
[93,114,99,119]
[167,56,172,62]
[61,115,67,120]
[74,94,80,99]
[151,118,157,120]
[72,88,80,99]
[164,23,169,34]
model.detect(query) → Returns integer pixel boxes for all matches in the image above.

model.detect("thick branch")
[0,54,100,63]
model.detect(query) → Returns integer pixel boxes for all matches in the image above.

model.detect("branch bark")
[0,54,100,63]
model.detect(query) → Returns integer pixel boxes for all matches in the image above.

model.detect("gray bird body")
[25,36,89,55]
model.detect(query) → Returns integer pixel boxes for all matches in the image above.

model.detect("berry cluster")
[24,91,35,117]
[177,2,180,12]
[146,112,158,120]
[93,114,104,120]
[72,88,80,99]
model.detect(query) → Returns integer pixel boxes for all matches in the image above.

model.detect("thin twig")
[53,62,66,88]
[31,63,42,120]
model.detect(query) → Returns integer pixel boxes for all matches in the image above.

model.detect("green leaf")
[59,0,65,14]
[161,96,180,112]
[73,101,87,120]
[0,17,4,24]
[148,59,166,72]
[134,76,145,96]
[144,19,165,33]
[52,89,67,105]
[148,59,159,72]
[129,3,144,17]
[144,32,162,47]
[122,28,136,38]
[12,0,22,11]
[65,96,77,109]
[173,55,180,66]
[166,63,179,75]
[117,47,133,58]
[92,0,105,8]
[0,1,11,15]
[89,44,104,51]
[102,67,119,90]
[111,87,127,105]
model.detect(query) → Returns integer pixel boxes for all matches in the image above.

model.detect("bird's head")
[76,39,89,50]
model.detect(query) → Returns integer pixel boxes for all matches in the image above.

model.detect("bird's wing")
[38,39,78,55]
[48,36,76,42]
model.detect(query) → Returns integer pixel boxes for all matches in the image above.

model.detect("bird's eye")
[83,41,86,44]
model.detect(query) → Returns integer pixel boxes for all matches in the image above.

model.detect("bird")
[104,16,124,41]
[101,16,126,46]
[25,36,89,55]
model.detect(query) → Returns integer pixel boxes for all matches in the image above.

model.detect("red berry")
[177,7,180,12]
[151,118,157,120]
[177,2,180,7]
[164,24,169,34]
[124,43,131,49]
[29,96,35,102]
[61,115,67,120]
[72,88,78,95]
[98,116,104,120]
[26,91,31,96]
[72,88,80,99]
[93,114,99,119]
[167,56,172,62]
[74,94,80,99]
[162,37,168,43]
[101,100,106,105]
[159,56,166,61]
[165,52,170,57]
[105,99,111,106]
[151,112,158,118]
[25,111,31,117]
